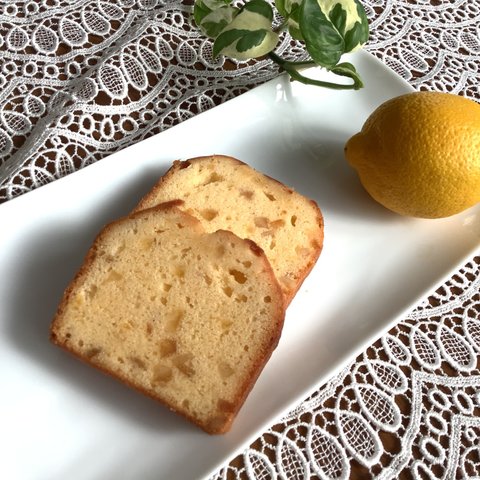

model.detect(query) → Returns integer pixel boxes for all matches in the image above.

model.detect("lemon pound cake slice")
[135,155,324,304]
[50,203,284,434]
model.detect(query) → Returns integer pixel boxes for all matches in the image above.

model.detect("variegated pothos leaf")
[326,0,369,52]
[275,0,304,40]
[194,0,239,39]
[194,0,232,25]
[213,0,279,60]
[300,0,369,68]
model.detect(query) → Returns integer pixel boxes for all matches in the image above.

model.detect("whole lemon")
[344,91,480,218]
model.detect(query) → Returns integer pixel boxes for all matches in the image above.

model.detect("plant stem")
[268,52,363,90]
[277,58,317,69]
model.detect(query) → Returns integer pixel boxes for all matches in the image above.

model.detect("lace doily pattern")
[211,257,480,479]
[365,0,480,99]
[1,0,479,202]
[0,0,294,202]
[1,1,479,478]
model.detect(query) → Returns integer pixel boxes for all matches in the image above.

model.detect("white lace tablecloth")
[1,1,479,478]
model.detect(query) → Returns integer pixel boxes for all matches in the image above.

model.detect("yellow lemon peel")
[345,91,480,218]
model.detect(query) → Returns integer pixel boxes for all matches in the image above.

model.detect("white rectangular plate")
[1,51,479,480]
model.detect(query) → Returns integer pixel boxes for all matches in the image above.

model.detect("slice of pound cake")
[50,203,284,434]
[135,155,324,304]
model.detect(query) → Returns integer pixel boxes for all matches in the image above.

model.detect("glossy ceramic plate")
[1,50,479,480]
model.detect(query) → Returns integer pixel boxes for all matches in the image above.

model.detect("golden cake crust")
[50,203,284,434]
[135,155,324,304]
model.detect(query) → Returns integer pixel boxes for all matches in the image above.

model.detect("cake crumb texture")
[135,155,324,304]
[50,204,284,434]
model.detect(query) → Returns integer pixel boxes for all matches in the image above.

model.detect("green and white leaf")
[194,0,232,25]
[299,0,369,69]
[194,1,239,39]
[275,0,303,40]
[213,0,279,60]
[330,61,363,88]
[244,0,274,20]
[323,0,369,52]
